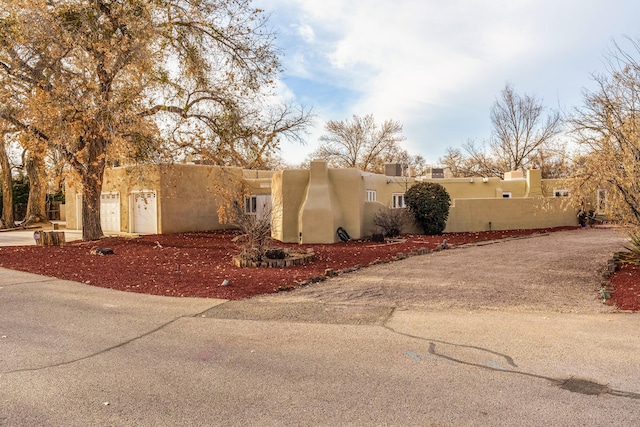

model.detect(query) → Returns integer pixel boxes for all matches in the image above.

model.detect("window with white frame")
[392,193,405,208]
[366,190,377,202]
[244,195,257,215]
[554,189,570,198]
[597,189,608,213]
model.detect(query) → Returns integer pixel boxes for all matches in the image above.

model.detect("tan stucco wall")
[272,162,365,243]
[271,169,310,243]
[66,164,273,234]
[328,167,365,239]
[356,168,577,236]
[541,178,574,198]
[444,197,578,232]
[157,164,239,234]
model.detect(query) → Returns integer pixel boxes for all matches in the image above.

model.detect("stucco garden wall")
[444,197,577,233]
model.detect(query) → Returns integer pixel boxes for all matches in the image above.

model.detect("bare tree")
[309,114,406,173]
[439,143,501,178]
[490,83,563,172]
[441,85,566,178]
[570,37,640,229]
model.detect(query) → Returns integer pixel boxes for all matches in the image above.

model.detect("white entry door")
[132,191,158,234]
[100,192,121,232]
[256,195,272,221]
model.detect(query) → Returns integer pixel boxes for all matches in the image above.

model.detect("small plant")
[614,230,640,265]
[404,182,451,235]
[214,169,277,263]
[372,207,408,237]
[231,201,273,262]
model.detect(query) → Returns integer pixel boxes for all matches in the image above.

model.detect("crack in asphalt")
[2,318,182,375]
[2,303,222,375]
[383,320,640,400]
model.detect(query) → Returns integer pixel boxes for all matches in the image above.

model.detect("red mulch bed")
[0,225,635,310]
[608,263,640,311]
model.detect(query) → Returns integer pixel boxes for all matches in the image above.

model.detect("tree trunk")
[23,149,48,225]
[0,139,15,229]
[80,153,106,241]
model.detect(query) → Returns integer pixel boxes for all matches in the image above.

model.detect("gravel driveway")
[207,227,627,322]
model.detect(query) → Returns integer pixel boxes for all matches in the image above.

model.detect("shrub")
[231,200,273,262]
[404,182,451,235]
[614,230,640,264]
[372,207,409,237]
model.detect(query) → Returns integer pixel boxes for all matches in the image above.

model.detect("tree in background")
[571,38,640,229]
[490,83,563,173]
[22,138,48,225]
[440,84,567,178]
[0,0,308,240]
[0,130,15,228]
[439,143,502,178]
[309,114,407,173]
[404,182,451,235]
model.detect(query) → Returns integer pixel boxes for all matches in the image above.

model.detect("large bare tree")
[571,38,640,229]
[309,114,406,173]
[0,0,305,240]
[490,83,563,173]
[440,85,566,178]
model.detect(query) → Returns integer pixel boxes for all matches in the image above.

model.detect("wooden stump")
[34,231,66,246]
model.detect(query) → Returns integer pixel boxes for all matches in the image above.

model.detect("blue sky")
[253,0,640,166]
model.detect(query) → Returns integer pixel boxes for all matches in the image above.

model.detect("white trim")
[392,193,406,208]
[366,189,377,202]
[244,195,258,215]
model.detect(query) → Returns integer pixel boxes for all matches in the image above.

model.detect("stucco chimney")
[297,161,342,243]
[526,168,542,197]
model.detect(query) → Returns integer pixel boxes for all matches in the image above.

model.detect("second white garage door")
[131,191,158,234]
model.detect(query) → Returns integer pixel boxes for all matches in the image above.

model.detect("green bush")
[404,182,451,235]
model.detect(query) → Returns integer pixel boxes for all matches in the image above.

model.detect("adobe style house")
[66,160,582,243]
[271,160,578,243]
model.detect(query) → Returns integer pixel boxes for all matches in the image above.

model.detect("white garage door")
[100,192,121,232]
[132,191,158,234]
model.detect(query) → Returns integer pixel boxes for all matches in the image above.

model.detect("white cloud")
[255,0,640,164]
[294,23,316,44]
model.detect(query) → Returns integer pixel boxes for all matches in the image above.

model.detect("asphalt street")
[1,229,639,426]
